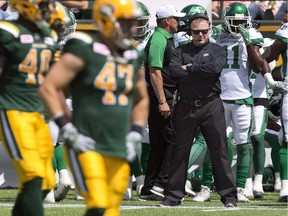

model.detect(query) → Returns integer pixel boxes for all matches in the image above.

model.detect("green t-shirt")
[63,31,144,159]
[0,21,58,112]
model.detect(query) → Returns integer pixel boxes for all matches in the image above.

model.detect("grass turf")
[0,189,287,216]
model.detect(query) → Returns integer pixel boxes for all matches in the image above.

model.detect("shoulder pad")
[275,24,288,44]
[0,21,20,38]
[66,31,93,44]
[250,28,264,46]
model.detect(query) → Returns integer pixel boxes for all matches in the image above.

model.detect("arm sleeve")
[187,44,226,76]
[169,47,190,81]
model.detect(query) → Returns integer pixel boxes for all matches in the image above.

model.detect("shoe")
[274,180,281,192]
[279,188,288,202]
[193,185,211,202]
[253,182,264,199]
[244,178,253,197]
[44,190,55,203]
[279,195,288,202]
[54,170,72,202]
[150,186,165,198]
[123,188,132,200]
[224,202,237,208]
[74,188,85,201]
[185,180,196,196]
[136,184,143,197]
[139,193,164,201]
[158,199,181,207]
[237,187,249,202]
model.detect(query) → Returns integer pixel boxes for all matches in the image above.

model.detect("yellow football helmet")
[10,0,56,30]
[49,2,76,38]
[93,0,142,50]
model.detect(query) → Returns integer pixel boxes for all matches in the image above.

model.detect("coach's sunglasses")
[190,29,210,35]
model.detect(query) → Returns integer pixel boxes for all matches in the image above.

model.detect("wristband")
[53,114,69,128]
[263,73,275,87]
[159,101,166,105]
[131,124,144,136]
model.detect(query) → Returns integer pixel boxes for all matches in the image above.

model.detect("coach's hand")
[61,123,96,153]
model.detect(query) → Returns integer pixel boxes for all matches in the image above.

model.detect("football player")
[124,1,152,200]
[0,0,57,215]
[44,2,77,203]
[211,2,263,202]
[262,21,288,202]
[38,0,149,215]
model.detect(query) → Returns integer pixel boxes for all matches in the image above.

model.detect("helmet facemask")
[134,16,150,40]
[225,15,251,37]
[224,2,252,37]
[93,0,142,51]
[10,0,56,30]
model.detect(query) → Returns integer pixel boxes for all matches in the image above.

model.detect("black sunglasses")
[190,29,209,35]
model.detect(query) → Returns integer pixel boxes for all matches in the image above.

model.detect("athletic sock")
[265,131,281,172]
[202,158,213,189]
[236,143,250,188]
[132,155,143,177]
[20,178,44,216]
[279,147,288,180]
[85,208,105,216]
[141,143,150,174]
[55,143,68,171]
[188,130,207,168]
[251,135,265,174]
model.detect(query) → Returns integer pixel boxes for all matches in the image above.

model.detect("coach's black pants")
[141,87,174,195]
[164,97,237,204]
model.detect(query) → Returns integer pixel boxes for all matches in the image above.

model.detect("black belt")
[178,95,219,107]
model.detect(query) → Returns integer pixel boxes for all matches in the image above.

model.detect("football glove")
[60,122,96,153]
[125,131,142,162]
[238,24,252,45]
[273,81,288,93]
[211,24,223,40]
[264,73,288,93]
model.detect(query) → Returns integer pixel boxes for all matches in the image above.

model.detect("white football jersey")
[214,28,263,100]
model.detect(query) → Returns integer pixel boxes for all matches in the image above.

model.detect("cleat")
[158,200,181,207]
[150,186,165,198]
[193,185,211,202]
[237,187,249,202]
[185,180,196,196]
[74,188,85,201]
[54,170,72,202]
[44,190,55,203]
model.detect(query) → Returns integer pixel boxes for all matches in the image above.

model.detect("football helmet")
[10,0,56,30]
[92,0,142,50]
[224,2,251,37]
[49,2,76,38]
[179,4,208,32]
[134,1,150,40]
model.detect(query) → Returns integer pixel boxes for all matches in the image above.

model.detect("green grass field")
[0,189,287,216]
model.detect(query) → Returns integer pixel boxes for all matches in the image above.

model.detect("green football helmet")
[134,1,150,40]
[179,4,208,31]
[224,2,251,37]
[179,4,208,27]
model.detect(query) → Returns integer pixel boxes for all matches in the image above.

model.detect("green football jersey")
[63,31,144,159]
[0,21,58,112]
